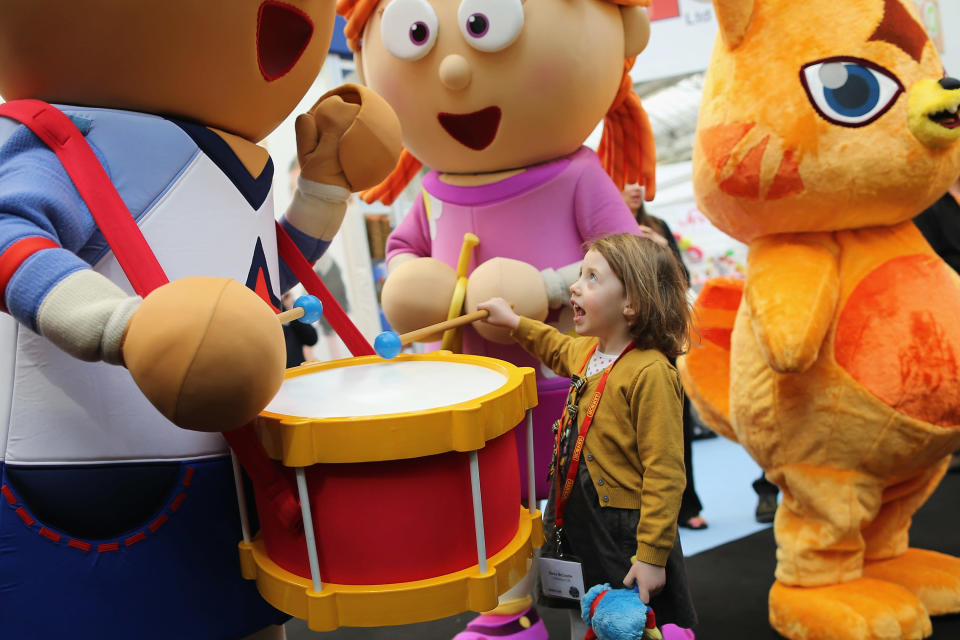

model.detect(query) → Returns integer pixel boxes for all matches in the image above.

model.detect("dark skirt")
[537,462,698,629]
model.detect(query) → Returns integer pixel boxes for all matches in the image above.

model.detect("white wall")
[937,0,960,76]
[632,0,717,84]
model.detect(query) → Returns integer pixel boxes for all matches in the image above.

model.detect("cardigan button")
[602,495,609,503]
[597,478,605,486]
[586,453,594,461]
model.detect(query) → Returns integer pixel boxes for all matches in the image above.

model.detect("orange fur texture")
[679,1,960,638]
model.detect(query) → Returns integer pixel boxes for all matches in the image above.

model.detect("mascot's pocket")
[3,461,185,540]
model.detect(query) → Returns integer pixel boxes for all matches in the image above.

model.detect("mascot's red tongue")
[438,106,502,150]
[257,1,314,81]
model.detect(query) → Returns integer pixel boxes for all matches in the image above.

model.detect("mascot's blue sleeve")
[0,126,99,331]
[277,217,331,293]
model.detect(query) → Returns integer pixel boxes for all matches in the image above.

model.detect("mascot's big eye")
[381,0,439,61]
[801,58,904,127]
[457,0,524,52]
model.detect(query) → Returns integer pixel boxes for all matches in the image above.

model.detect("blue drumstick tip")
[293,295,323,323]
[374,331,402,359]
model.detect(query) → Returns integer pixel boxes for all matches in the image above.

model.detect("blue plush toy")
[581,584,662,640]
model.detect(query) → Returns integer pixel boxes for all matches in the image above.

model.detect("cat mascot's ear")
[713,0,755,49]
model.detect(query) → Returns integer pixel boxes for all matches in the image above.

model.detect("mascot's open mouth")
[929,108,960,129]
[438,107,502,150]
[257,1,314,82]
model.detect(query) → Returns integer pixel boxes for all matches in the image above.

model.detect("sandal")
[679,515,708,530]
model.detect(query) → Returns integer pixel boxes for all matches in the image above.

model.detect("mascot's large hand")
[121,277,286,433]
[286,84,401,244]
[380,256,458,339]
[295,84,402,192]
[465,257,549,344]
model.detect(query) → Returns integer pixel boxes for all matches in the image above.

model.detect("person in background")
[915,175,960,274]
[281,290,318,368]
[312,252,352,360]
[479,233,697,640]
[622,183,708,530]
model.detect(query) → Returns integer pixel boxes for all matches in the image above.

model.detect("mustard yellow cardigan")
[513,317,686,566]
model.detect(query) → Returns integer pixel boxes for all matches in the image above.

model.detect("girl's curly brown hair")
[588,233,692,359]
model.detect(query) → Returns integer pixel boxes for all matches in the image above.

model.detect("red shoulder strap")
[275,222,374,356]
[0,99,169,296]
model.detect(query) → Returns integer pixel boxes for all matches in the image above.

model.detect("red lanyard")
[554,342,633,529]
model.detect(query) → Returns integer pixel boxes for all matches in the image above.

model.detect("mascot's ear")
[713,0,755,49]
[621,6,651,58]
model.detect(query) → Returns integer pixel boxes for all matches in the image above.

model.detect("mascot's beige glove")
[285,84,402,242]
[381,256,559,343]
[36,272,284,433]
[380,256,458,338]
[36,269,286,434]
[465,257,549,344]
[121,277,286,434]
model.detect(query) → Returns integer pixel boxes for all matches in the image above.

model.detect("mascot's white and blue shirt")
[0,106,323,637]
[0,106,325,466]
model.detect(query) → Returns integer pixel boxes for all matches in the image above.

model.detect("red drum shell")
[254,428,520,584]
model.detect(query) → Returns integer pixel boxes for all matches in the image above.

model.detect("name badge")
[538,556,586,601]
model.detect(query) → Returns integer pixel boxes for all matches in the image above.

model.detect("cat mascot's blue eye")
[801,58,904,127]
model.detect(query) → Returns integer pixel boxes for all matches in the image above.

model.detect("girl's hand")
[637,225,669,247]
[622,560,666,604]
[477,297,522,330]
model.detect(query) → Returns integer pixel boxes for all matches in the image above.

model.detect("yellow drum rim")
[255,352,538,466]
[238,508,543,632]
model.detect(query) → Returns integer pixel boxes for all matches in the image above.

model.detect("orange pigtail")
[360,149,423,205]
[599,57,657,199]
[336,0,380,52]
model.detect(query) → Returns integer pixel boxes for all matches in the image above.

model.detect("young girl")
[478,233,698,638]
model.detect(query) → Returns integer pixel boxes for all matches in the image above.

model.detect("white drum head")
[265,360,509,418]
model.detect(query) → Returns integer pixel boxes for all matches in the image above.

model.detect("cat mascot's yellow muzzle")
[908,77,960,149]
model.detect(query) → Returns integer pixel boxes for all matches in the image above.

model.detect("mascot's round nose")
[939,77,960,90]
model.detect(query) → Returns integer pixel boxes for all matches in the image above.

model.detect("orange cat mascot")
[680,1,960,638]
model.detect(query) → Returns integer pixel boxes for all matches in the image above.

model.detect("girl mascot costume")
[0,1,400,638]
[336,0,658,638]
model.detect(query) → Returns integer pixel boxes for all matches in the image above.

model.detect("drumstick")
[374,304,513,359]
[398,308,490,345]
[277,295,324,324]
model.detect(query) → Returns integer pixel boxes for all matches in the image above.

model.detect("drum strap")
[0,99,306,528]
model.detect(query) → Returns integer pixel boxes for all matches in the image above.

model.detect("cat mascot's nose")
[939,77,960,91]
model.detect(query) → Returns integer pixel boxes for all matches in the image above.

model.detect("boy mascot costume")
[0,1,400,638]
[680,0,960,638]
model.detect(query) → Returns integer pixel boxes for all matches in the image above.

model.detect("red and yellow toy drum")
[235,352,543,631]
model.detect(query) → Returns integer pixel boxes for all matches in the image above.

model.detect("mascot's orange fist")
[122,277,286,433]
[295,84,402,192]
